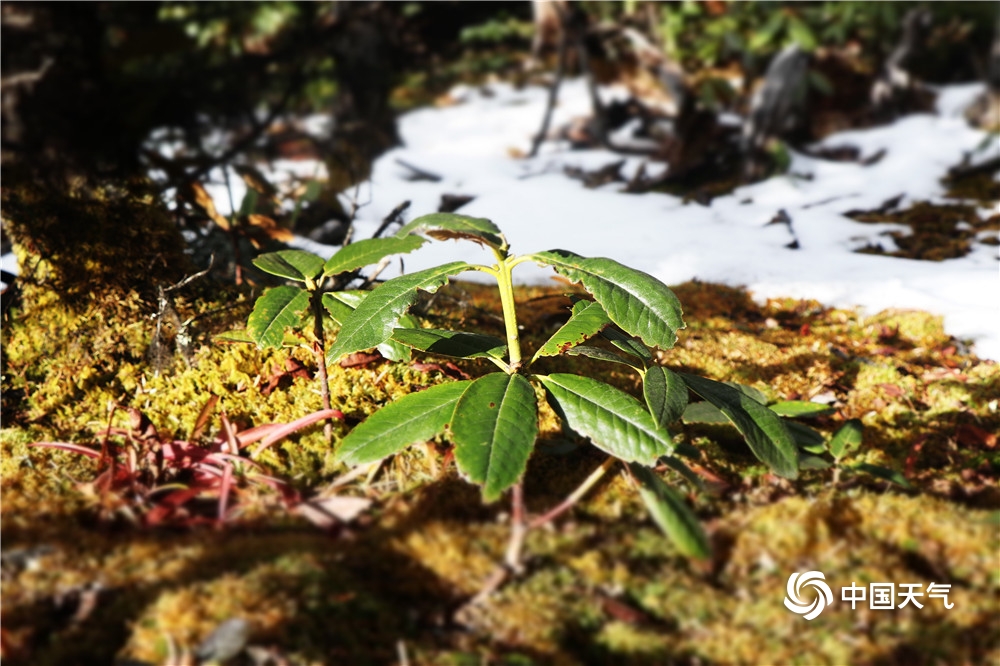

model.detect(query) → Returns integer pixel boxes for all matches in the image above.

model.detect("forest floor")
[1,40,998,666]
[2,270,997,664]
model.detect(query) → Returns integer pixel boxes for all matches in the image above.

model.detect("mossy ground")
[2,271,998,665]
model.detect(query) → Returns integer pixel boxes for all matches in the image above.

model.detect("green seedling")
[327,212,803,581]
[686,396,910,487]
[236,235,429,438]
[828,419,911,488]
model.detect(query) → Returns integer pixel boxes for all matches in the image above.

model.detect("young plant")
[686,398,911,487]
[327,212,802,570]
[237,234,429,437]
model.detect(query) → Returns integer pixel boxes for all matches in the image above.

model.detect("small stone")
[195,618,250,663]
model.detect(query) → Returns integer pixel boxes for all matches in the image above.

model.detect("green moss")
[3,278,998,664]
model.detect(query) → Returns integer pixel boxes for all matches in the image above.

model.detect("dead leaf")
[190,395,220,441]
[195,618,251,664]
[180,181,231,230]
[54,581,106,625]
[921,368,968,382]
[296,496,372,529]
[128,407,161,443]
[261,358,313,396]
[905,435,928,476]
[246,214,294,242]
[340,351,384,368]
[685,463,731,494]
[878,383,905,398]
[234,164,280,201]
[598,593,652,625]
[410,361,470,380]
[956,424,996,449]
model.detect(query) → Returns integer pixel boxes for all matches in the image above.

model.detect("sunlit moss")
[3,277,998,664]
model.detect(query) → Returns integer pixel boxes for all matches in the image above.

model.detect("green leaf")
[661,455,705,492]
[679,374,798,479]
[391,328,507,360]
[397,212,506,250]
[303,179,323,202]
[451,373,538,502]
[238,188,258,217]
[325,289,366,308]
[532,300,612,362]
[682,402,730,425]
[215,329,307,348]
[322,235,426,277]
[629,464,710,560]
[672,441,701,459]
[214,330,255,345]
[851,463,912,489]
[324,291,414,361]
[829,419,863,459]
[565,345,643,369]
[769,401,835,418]
[326,261,471,363]
[726,383,768,405]
[601,326,654,362]
[799,454,832,471]
[643,366,688,429]
[337,380,471,466]
[246,286,310,349]
[321,292,359,326]
[253,250,325,282]
[377,315,418,363]
[787,16,817,51]
[785,420,827,454]
[749,11,786,51]
[537,374,674,465]
[530,250,685,350]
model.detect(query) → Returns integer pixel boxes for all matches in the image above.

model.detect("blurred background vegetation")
[2,1,994,180]
[2,0,996,440]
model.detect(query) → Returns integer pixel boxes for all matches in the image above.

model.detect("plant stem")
[493,252,522,372]
[465,458,615,609]
[461,481,528,609]
[504,482,527,573]
[311,289,333,444]
[529,456,616,529]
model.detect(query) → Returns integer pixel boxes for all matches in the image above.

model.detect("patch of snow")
[339,78,999,359]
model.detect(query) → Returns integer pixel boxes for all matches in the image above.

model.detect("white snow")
[341,78,999,359]
[4,78,998,360]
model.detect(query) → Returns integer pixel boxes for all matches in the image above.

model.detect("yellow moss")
[4,277,999,664]
[392,521,502,597]
[593,621,672,657]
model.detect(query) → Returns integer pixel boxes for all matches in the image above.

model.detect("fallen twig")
[371,200,412,239]
[395,158,442,182]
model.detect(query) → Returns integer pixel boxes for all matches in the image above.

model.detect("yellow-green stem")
[493,252,522,372]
